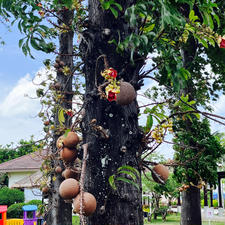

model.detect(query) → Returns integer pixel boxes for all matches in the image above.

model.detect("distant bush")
[7,203,25,218]
[27,200,42,206]
[0,187,24,206]
[213,199,218,208]
[7,200,42,219]
[200,199,218,208]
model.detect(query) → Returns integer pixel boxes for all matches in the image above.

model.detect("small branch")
[79,143,89,225]
[5,138,46,151]
[139,63,162,79]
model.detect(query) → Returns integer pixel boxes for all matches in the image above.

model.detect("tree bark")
[181,186,202,225]
[80,1,145,225]
[179,37,202,225]
[46,9,74,225]
[203,186,208,207]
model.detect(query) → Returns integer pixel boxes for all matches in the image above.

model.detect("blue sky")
[0,22,55,146]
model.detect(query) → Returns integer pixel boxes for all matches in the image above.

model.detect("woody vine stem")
[79,143,89,225]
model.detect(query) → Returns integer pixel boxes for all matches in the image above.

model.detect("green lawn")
[144,214,224,225]
[73,214,224,225]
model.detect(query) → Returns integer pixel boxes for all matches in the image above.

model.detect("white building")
[0,152,43,202]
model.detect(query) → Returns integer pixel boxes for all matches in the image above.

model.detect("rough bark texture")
[80,1,144,225]
[180,38,202,225]
[203,186,208,207]
[181,186,202,225]
[46,9,74,225]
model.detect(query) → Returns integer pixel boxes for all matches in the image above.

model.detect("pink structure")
[22,205,38,225]
[0,206,7,225]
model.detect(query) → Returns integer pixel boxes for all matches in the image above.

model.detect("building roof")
[11,170,42,188]
[0,151,44,172]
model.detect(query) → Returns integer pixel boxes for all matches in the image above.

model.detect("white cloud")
[0,67,56,146]
[0,74,39,117]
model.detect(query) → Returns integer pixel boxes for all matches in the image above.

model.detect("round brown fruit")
[56,136,64,149]
[55,166,62,174]
[42,186,49,194]
[60,147,77,162]
[44,121,50,126]
[62,168,79,180]
[63,132,80,149]
[54,63,59,68]
[59,178,80,200]
[152,164,169,184]
[54,82,61,90]
[116,82,136,105]
[73,192,97,216]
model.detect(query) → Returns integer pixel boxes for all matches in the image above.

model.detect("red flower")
[36,3,42,7]
[107,91,117,102]
[108,68,117,78]
[220,38,225,48]
[66,110,73,117]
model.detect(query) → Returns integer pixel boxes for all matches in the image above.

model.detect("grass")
[72,215,80,225]
[144,214,225,225]
[73,214,224,225]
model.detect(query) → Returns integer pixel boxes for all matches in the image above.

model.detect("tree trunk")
[46,9,74,225]
[181,186,202,225]
[180,37,202,225]
[80,1,144,225]
[203,186,208,207]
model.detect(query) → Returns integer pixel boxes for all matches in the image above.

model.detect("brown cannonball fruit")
[44,121,50,126]
[60,147,77,162]
[54,63,59,68]
[116,82,136,105]
[59,61,65,67]
[73,192,97,216]
[54,82,61,90]
[55,166,62,174]
[42,186,49,194]
[56,135,64,149]
[63,132,80,149]
[152,164,169,184]
[59,178,80,200]
[62,168,79,180]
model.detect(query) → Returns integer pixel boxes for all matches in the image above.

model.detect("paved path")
[202,215,225,222]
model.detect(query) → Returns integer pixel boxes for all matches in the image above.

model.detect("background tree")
[173,118,225,225]
[0,138,37,187]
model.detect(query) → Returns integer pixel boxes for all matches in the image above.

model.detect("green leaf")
[58,108,65,126]
[143,24,155,33]
[113,2,122,11]
[22,44,28,56]
[145,115,153,133]
[19,38,24,48]
[202,12,214,30]
[117,170,138,181]
[193,113,200,119]
[110,7,118,18]
[102,1,110,10]
[117,165,140,178]
[212,13,220,27]
[109,175,116,190]
[116,177,140,190]
[63,129,71,138]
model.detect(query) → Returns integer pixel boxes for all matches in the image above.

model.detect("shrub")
[27,200,42,206]
[213,199,218,208]
[7,200,43,219]
[7,203,25,218]
[0,187,24,206]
